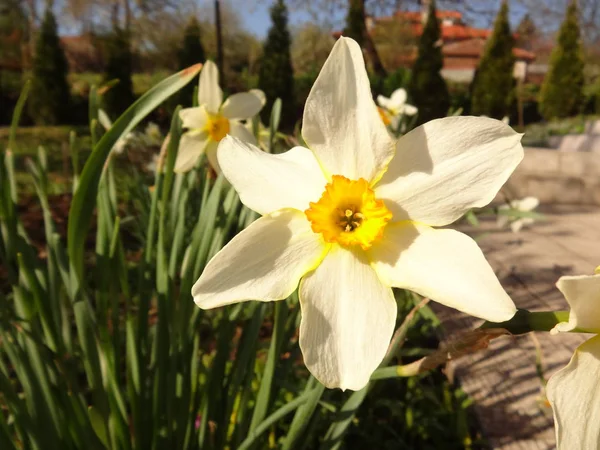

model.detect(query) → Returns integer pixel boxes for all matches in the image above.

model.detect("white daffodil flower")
[192,37,522,391]
[377,88,418,129]
[175,60,265,172]
[497,196,540,233]
[546,267,600,450]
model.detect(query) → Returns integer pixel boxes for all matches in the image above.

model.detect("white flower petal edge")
[369,222,516,322]
[198,60,222,114]
[217,136,327,215]
[249,89,267,107]
[390,88,407,108]
[179,105,208,130]
[547,335,600,450]
[221,92,264,120]
[552,274,600,333]
[174,132,209,173]
[403,104,418,116]
[229,121,258,146]
[299,246,397,391]
[302,37,395,182]
[375,116,524,226]
[192,209,328,309]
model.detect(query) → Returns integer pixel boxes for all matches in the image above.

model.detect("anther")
[345,209,353,218]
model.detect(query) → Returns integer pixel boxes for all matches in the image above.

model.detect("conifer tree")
[178,17,205,107]
[258,0,295,127]
[103,27,134,117]
[470,0,515,119]
[539,0,584,120]
[344,0,366,47]
[515,14,537,51]
[28,7,71,125]
[409,0,449,125]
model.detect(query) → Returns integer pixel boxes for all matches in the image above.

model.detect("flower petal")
[403,104,418,116]
[217,135,327,215]
[229,121,258,145]
[377,95,391,110]
[553,274,600,333]
[369,222,516,321]
[547,335,600,450]
[299,246,397,390]
[204,140,220,172]
[179,105,208,130]
[174,131,208,173]
[198,60,222,114]
[192,209,328,309]
[249,89,267,106]
[390,88,407,107]
[514,196,539,212]
[221,92,264,120]
[374,117,524,226]
[302,37,395,182]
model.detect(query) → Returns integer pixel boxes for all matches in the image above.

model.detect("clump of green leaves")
[470,0,515,119]
[539,0,585,120]
[28,7,71,125]
[409,0,450,125]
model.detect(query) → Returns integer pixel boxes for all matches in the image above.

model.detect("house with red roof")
[337,7,537,83]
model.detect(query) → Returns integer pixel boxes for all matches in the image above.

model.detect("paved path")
[433,205,600,450]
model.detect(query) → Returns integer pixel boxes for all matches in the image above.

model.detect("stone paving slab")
[433,205,600,449]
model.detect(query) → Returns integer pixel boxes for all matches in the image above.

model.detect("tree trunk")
[215,0,225,85]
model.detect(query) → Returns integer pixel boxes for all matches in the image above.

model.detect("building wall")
[502,147,600,205]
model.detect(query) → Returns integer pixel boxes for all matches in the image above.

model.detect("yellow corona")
[206,114,230,142]
[305,175,392,250]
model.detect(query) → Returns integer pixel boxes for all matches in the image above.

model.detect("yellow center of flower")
[595,265,600,275]
[377,107,391,126]
[305,175,392,250]
[205,114,230,141]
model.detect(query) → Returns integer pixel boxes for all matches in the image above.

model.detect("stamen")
[345,209,353,218]
[345,224,352,232]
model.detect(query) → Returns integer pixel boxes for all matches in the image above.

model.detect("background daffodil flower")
[546,270,600,450]
[175,60,265,172]
[377,88,418,129]
[497,196,540,233]
[191,37,523,391]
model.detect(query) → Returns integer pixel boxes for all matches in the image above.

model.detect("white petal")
[377,95,391,109]
[390,88,407,107]
[299,246,397,390]
[510,219,525,233]
[249,89,266,107]
[402,104,418,116]
[553,274,600,333]
[192,209,328,309]
[221,92,264,120]
[369,222,516,322]
[217,135,327,215]
[204,141,220,172]
[229,121,258,145]
[547,335,600,450]
[515,196,539,212]
[375,117,524,226]
[198,60,222,114]
[302,37,395,182]
[174,131,208,173]
[179,105,208,130]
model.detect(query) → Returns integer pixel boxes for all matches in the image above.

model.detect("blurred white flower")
[377,88,418,129]
[497,196,539,232]
[98,109,134,155]
[546,267,600,449]
[191,37,523,391]
[175,60,265,172]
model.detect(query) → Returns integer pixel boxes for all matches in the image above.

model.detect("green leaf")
[67,64,201,282]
